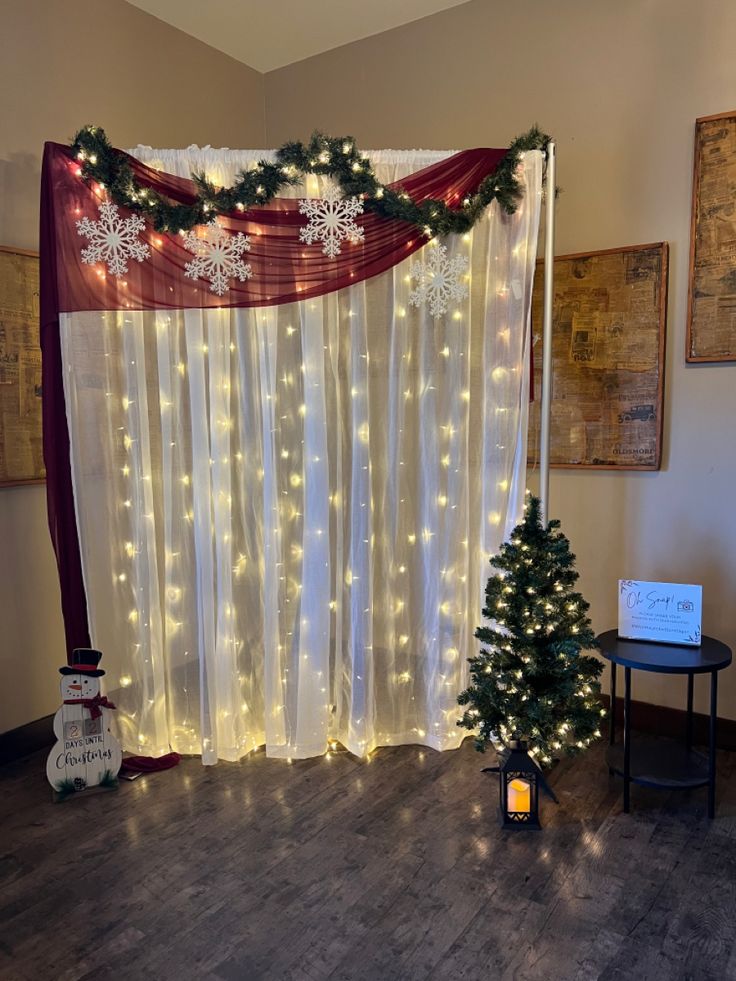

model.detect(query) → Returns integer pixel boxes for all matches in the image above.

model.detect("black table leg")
[623,666,631,813]
[708,670,718,819]
[609,661,617,775]
[686,672,694,752]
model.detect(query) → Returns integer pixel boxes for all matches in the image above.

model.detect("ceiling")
[127,0,472,73]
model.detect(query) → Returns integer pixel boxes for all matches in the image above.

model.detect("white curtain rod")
[539,140,556,524]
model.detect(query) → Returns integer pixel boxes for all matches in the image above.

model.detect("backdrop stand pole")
[539,140,556,524]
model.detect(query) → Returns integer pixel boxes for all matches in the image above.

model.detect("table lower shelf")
[606,737,710,790]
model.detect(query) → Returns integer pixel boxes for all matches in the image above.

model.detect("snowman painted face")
[61,673,101,700]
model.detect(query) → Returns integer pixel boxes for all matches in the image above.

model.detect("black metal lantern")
[484,738,558,830]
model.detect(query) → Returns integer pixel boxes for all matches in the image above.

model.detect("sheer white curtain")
[60,147,542,762]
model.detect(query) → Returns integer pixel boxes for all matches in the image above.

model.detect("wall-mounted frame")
[528,243,668,471]
[687,110,736,362]
[0,245,44,487]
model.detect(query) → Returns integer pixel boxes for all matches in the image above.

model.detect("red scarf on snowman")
[63,693,116,719]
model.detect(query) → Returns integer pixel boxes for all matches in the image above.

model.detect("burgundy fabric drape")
[40,143,91,655]
[40,140,511,658]
[44,142,507,312]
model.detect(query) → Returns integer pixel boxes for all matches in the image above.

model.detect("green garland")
[70,125,550,236]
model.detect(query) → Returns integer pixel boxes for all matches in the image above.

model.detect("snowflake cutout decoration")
[298,185,365,258]
[76,200,150,277]
[182,221,253,296]
[408,243,469,318]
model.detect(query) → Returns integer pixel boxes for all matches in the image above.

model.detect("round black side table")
[597,630,732,818]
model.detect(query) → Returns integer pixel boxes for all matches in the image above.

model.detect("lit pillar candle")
[508,778,531,812]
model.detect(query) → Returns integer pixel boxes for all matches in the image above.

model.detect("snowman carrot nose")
[69,683,82,690]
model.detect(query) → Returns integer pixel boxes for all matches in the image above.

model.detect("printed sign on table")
[618,580,702,647]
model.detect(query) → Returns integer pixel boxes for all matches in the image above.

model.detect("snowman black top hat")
[59,648,105,677]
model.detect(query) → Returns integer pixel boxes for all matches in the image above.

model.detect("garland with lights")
[458,495,603,767]
[70,125,550,235]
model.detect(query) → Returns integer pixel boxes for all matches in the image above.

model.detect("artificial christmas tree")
[458,495,603,766]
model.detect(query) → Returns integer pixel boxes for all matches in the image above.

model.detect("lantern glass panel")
[503,770,539,826]
[507,778,531,813]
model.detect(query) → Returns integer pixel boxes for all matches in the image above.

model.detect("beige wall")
[4,0,736,733]
[265,0,736,719]
[0,0,264,732]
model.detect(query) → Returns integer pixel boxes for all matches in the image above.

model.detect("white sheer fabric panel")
[60,148,542,762]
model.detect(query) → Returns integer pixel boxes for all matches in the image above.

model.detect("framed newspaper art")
[0,246,44,486]
[528,243,668,470]
[687,110,736,362]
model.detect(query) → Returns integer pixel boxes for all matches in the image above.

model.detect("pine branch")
[69,125,551,236]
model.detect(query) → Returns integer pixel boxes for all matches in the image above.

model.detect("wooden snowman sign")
[46,648,122,800]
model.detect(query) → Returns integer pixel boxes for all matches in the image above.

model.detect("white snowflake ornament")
[76,200,150,277]
[298,185,364,258]
[182,221,252,296]
[408,243,469,318]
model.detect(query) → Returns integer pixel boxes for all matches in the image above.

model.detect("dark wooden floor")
[2,736,736,981]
